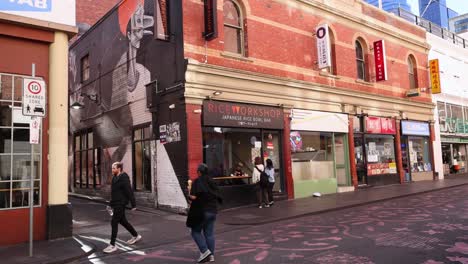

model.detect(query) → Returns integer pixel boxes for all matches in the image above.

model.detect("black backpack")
[255,166,269,187]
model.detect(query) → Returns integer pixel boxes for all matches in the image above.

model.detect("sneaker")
[264,204,270,208]
[258,205,263,208]
[127,234,142,245]
[268,201,274,205]
[197,249,211,263]
[103,245,117,253]
[209,255,215,262]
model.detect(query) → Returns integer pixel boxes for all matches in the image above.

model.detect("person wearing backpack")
[253,157,269,208]
[265,159,275,205]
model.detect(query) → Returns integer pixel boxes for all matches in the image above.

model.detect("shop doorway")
[354,136,367,185]
[262,130,284,193]
[335,133,350,186]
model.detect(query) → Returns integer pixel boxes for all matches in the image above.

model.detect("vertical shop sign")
[316,24,331,69]
[159,125,167,144]
[429,59,441,94]
[373,40,387,81]
[203,0,218,40]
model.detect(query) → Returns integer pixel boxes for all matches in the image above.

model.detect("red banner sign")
[373,40,387,81]
[365,116,396,134]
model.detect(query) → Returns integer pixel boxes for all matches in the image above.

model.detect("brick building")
[69,0,434,211]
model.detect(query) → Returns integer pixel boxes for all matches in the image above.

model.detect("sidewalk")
[0,236,95,264]
[218,176,468,225]
[2,176,467,264]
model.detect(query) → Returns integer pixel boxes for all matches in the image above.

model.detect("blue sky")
[407,0,468,15]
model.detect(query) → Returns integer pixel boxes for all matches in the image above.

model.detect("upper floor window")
[155,0,170,41]
[223,0,244,55]
[81,54,90,83]
[355,40,366,80]
[407,55,417,89]
[324,27,337,75]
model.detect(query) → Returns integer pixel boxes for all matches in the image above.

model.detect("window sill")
[355,79,374,86]
[319,71,340,79]
[220,52,254,63]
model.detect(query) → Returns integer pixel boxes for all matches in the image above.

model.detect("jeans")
[191,211,217,254]
[256,183,269,206]
[110,206,138,245]
[267,182,275,202]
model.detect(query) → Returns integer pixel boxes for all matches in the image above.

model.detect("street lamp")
[69,93,99,110]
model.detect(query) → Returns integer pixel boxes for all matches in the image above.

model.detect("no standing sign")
[22,78,46,117]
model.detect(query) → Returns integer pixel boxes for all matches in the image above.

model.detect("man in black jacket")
[103,162,142,253]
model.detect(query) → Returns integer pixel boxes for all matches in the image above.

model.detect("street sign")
[30,117,41,144]
[22,78,46,117]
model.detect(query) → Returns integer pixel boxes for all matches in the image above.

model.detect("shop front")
[202,100,285,208]
[290,109,351,198]
[441,137,468,176]
[400,121,433,181]
[353,116,399,186]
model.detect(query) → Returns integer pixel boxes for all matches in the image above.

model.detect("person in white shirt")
[265,159,275,205]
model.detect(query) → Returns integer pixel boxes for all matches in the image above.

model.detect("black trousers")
[110,206,138,245]
[267,182,275,202]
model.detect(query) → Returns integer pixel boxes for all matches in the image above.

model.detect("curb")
[222,181,468,226]
[45,237,97,264]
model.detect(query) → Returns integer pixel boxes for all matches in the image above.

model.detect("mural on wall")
[69,0,187,209]
[437,101,468,134]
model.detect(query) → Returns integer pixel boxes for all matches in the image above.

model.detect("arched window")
[328,28,337,75]
[355,40,366,80]
[223,0,244,55]
[408,56,418,89]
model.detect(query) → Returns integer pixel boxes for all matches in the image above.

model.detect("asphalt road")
[74,185,468,264]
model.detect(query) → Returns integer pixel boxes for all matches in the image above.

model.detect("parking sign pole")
[29,63,35,257]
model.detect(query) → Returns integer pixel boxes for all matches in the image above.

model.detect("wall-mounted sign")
[373,40,387,81]
[429,59,441,94]
[203,101,283,129]
[401,121,430,136]
[367,162,397,176]
[203,0,218,41]
[291,109,348,132]
[0,0,75,26]
[316,24,331,69]
[365,116,396,134]
[30,117,41,144]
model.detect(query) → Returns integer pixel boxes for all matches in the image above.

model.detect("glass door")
[354,136,367,185]
[262,130,283,192]
[334,134,350,186]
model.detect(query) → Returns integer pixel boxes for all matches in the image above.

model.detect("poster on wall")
[159,125,167,144]
[166,122,181,143]
[368,163,396,175]
[367,142,379,162]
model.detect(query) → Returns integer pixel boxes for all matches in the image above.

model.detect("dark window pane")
[0,182,11,208]
[88,150,94,187]
[144,141,151,190]
[0,155,11,180]
[0,102,12,126]
[14,76,23,102]
[357,61,365,80]
[155,0,169,40]
[75,136,81,151]
[94,149,101,186]
[81,135,86,150]
[0,75,13,100]
[13,128,31,153]
[74,153,80,186]
[135,142,143,190]
[134,128,142,141]
[143,126,151,139]
[0,128,12,153]
[12,181,40,207]
[81,151,87,187]
[355,41,363,59]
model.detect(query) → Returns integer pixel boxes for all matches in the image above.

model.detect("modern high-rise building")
[450,14,468,37]
[366,0,412,13]
[419,0,458,28]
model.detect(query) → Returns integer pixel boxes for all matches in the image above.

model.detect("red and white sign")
[316,24,331,69]
[30,117,41,144]
[22,78,46,117]
[365,116,396,134]
[373,40,387,81]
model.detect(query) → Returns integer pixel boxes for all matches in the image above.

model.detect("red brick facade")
[76,0,121,27]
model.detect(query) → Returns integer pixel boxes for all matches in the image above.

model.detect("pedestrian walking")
[186,163,222,263]
[265,159,275,205]
[253,157,269,208]
[103,161,141,253]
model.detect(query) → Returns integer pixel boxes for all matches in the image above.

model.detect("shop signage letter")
[373,40,387,81]
[316,24,331,69]
[0,0,51,12]
[203,0,218,41]
[429,59,441,94]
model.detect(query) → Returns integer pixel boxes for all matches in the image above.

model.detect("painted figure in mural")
[253,156,270,208]
[265,158,275,205]
[186,163,222,263]
[103,162,142,253]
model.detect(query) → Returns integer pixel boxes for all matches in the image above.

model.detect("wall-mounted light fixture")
[70,93,99,110]
[169,104,176,109]
[212,91,223,96]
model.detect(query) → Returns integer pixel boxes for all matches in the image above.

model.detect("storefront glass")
[365,135,397,175]
[408,137,431,172]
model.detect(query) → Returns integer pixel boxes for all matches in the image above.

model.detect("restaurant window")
[407,55,417,89]
[408,137,431,172]
[74,131,100,188]
[355,39,367,81]
[365,135,396,175]
[133,124,152,191]
[0,73,41,209]
[155,0,170,41]
[81,54,90,83]
[223,0,244,55]
[203,127,261,184]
